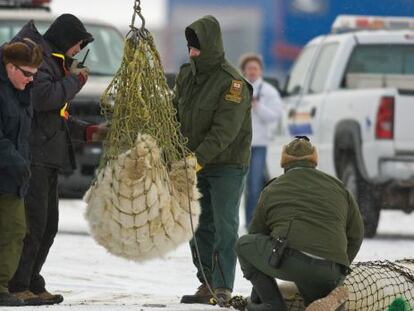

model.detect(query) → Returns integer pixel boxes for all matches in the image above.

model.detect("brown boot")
[36,290,64,305]
[12,290,43,306]
[305,286,348,311]
[180,283,213,304]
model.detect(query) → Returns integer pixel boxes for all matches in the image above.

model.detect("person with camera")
[7,15,98,306]
[236,136,364,311]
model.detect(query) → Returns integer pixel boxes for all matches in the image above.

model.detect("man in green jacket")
[173,15,252,307]
[236,136,364,311]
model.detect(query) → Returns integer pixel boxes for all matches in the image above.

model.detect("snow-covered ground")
[12,199,414,311]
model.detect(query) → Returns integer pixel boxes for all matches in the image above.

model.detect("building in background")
[160,0,414,82]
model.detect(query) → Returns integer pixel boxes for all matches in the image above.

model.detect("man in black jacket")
[0,39,43,307]
[8,14,94,305]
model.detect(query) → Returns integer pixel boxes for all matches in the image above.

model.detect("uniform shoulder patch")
[225,80,243,104]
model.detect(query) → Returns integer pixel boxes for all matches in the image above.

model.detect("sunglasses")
[15,65,36,78]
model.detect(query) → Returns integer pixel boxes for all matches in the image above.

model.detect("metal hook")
[128,0,147,40]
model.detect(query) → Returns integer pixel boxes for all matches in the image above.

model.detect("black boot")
[0,292,25,306]
[246,271,287,311]
[250,287,260,304]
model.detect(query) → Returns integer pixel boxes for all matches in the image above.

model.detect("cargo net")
[281,259,414,311]
[231,259,414,310]
[84,0,200,262]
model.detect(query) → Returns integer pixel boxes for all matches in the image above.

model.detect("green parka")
[173,15,252,167]
[250,161,364,267]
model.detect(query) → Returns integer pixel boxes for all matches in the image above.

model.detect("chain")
[127,0,149,41]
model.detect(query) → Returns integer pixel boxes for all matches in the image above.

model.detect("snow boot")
[0,292,25,306]
[246,272,287,311]
[305,286,348,311]
[180,283,213,304]
[36,290,64,305]
[214,288,232,307]
[12,290,43,306]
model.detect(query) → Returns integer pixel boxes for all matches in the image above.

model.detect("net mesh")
[285,259,414,311]
[83,2,200,262]
[231,259,414,311]
[100,32,189,166]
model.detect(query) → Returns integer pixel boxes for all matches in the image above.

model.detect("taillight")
[32,0,51,5]
[376,96,394,139]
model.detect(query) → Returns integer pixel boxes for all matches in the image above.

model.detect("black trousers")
[9,166,59,294]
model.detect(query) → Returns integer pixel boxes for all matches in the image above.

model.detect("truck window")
[286,44,317,96]
[0,21,48,43]
[76,25,123,76]
[345,44,414,75]
[309,43,338,94]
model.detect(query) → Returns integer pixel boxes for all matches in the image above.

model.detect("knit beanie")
[185,27,201,50]
[280,136,318,168]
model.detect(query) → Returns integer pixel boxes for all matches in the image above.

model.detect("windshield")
[0,20,123,76]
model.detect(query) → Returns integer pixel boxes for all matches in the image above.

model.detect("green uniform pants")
[236,233,346,305]
[190,166,247,290]
[0,194,26,293]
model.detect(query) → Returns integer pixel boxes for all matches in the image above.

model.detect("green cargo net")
[84,0,200,262]
[100,0,190,166]
[230,259,414,310]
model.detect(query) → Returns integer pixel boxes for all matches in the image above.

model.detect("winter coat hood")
[13,20,48,55]
[185,15,225,74]
[43,14,94,54]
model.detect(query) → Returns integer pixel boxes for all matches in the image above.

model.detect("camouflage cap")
[280,136,318,168]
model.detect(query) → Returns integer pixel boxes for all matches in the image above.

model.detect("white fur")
[84,134,201,262]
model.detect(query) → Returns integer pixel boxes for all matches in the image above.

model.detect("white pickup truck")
[269,15,414,237]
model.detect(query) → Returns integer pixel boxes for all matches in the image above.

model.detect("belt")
[286,248,338,269]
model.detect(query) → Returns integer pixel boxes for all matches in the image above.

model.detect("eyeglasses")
[15,65,36,78]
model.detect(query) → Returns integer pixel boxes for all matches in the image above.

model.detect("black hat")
[44,14,94,53]
[185,27,200,50]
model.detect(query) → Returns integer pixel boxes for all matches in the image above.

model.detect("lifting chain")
[127,0,149,41]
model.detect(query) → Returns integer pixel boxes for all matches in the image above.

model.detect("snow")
[11,199,414,310]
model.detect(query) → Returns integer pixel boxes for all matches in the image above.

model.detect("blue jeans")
[245,146,267,227]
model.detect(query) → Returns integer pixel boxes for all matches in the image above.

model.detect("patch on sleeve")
[225,80,243,103]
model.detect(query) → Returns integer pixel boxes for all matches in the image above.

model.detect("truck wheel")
[341,160,379,238]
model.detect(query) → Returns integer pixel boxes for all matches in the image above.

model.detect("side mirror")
[280,89,289,98]
[263,76,283,94]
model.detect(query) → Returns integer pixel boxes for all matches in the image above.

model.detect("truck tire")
[340,160,379,238]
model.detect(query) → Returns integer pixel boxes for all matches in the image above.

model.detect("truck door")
[284,44,318,138]
[288,43,339,141]
[288,42,339,172]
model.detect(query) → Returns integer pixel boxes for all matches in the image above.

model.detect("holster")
[268,236,288,269]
